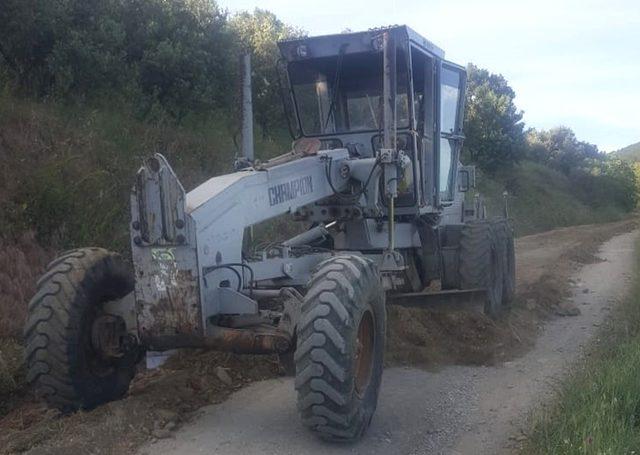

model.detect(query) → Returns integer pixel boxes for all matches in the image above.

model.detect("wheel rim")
[354,309,375,397]
[85,291,129,378]
[84,304,116,378]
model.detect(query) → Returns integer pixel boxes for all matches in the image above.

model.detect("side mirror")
[457,165,476,192]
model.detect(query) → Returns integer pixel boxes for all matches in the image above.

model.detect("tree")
[229,9,304,137]
[125,0,235,117]
[0,0,66,95]
[0,0,235,116]
[463,63,526,173]
[526,127,602,174]
[595,158,638,210]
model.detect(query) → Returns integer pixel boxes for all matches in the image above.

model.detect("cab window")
[440,68,461,134]
[439,138,453,194]
[438,64,465,202]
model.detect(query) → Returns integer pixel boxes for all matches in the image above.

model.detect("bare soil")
[386,218,638,367]
[0,218,637,454]
[0,351,282,454]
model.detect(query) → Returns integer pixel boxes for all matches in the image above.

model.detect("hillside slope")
[479,161,628,235]
[0,95,631,343]
[0,94,290,253]
[0,94,629,251]
[614,141,640,161]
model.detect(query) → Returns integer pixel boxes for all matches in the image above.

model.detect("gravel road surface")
[142,230,637,455]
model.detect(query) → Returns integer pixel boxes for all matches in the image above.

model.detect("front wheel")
[24,248,140,412]
[295,255,386,442]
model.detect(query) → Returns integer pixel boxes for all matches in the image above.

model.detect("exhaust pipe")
[382,31,396,163]
[241,53,254,162]
[382,31,398,252]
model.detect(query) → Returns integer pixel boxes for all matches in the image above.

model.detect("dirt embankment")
[0,218,637,454]
[0,351,283,454]
[385,218,639,366]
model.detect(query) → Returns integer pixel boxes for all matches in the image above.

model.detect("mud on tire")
[295,255,385,442]
[459,221,504,318]
[24,248,138,412]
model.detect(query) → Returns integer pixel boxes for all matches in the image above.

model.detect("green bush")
[0,1,302,134]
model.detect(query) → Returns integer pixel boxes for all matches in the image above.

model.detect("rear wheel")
[495,220,516,306]
[459,221,504,318]
[24,248,140,412]
[295,255,385,442]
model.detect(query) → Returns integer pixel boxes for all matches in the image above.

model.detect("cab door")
[437,62,467,205]
[409,45,436,209]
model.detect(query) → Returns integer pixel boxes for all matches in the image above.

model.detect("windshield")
[288,51,410,136]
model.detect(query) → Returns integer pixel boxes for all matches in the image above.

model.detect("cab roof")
[278,25,445,63]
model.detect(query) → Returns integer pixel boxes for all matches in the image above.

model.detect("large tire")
[295,255,385,442]
[24,248,139,412]
[459,221,504,318]
[495,220,516,306]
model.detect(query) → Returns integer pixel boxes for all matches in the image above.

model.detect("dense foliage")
[463,63,526,172]
[614,141,640,162]
[464,65,637,209]
[0,0,297,131]
[526,127,600,174]
[524,127,637,211]
[0,1,636,250]
[229,10,304,137]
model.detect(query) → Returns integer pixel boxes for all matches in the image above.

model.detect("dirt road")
[2,220,637,454]
[141,227,638,455]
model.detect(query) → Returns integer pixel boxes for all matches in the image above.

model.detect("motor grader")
[24,25,515,441]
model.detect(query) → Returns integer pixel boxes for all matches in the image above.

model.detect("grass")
[0,92,291,253]
[524,237,640,454]
[0,338,24,410]
[479,161,628,236]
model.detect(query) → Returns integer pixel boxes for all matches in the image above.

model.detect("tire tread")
[295,255,385,442]
[24,248,136,412]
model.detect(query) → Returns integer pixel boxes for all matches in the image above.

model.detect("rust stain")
[148,270,200,335]
[136,248,202,343]
[146,326,292,354]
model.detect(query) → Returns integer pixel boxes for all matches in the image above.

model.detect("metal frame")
[125,25,483,355]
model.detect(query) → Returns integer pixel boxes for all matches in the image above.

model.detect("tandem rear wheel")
[459,220,513,318]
